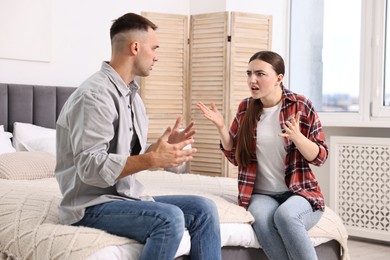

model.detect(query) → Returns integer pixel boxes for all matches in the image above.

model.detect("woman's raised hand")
[197,101,225,130]
[197,101,233,151]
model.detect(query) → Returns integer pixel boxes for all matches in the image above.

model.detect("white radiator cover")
[330,136,390,242]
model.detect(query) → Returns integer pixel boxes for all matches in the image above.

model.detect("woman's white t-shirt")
[253,102,289,195]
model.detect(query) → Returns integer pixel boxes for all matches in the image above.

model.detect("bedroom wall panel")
[33,86,57,129]
[8,85,34,132]
[56,87,76,119]
[0,84,75,132]
[0,84,8,130]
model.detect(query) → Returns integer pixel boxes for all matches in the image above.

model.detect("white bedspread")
[0,178,134,260]
[0,170,350,260]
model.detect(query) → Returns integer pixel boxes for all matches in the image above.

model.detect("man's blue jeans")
[72,195,222,260]
[248,192,323,260]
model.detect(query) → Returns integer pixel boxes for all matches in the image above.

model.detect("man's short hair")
[110,13,158,40]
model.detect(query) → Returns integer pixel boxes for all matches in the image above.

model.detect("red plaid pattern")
[221,88,328,211]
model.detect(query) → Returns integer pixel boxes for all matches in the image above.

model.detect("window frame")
[371,0,390,120]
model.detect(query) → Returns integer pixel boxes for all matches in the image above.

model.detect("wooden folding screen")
[188,12,229,176]
[226,12,273,178]
[140,12,188,142]
[141,12,272,177]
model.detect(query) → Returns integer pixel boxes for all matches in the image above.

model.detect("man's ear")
[129,42,139,55]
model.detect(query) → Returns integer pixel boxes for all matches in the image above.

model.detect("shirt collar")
[100,61,140,97]
[282,87,297,103]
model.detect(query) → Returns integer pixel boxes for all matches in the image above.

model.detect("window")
[290,0,390,126]
[322,0,361,113]
[289,0,361,113]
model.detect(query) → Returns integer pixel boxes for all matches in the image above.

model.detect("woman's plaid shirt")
[221,88,328,211]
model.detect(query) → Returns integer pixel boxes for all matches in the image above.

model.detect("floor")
[348,238,390,260]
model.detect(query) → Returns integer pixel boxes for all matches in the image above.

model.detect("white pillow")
[0,131,16,154]
[12,122,56,156]
[0,125,4,132]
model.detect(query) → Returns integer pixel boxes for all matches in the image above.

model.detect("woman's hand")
[197,101,233,150]
[278,111,303,142]
[197,101,225,130]
[278,111,319,161]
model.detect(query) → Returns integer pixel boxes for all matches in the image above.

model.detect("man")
[55,13,221,260]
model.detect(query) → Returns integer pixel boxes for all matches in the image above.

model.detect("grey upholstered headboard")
[0,83,76,133]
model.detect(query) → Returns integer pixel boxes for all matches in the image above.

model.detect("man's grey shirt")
[55,62,148,225]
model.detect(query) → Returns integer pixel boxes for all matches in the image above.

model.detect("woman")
[197,50,328,260]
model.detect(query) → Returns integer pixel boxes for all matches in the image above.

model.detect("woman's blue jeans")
[248,192,323,260]
[73,195,222,260]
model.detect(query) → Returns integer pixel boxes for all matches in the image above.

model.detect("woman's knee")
[273,197,310,228]
[273,207,294,229]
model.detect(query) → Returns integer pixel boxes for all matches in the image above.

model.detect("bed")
[0,83,350,260]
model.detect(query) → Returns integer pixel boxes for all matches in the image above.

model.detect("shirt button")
[129,127,132,131]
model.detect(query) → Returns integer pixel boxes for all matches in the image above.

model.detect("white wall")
[0,0,51,62]
[189,0,226,14]
[0,0,287,87]
[0,0,190,87]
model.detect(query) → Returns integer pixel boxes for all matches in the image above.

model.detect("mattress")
[86,224,333,259]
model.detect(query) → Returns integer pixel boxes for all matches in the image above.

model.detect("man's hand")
[153,126,197,168]
[117,117,198,180]
[167,116,196,144]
